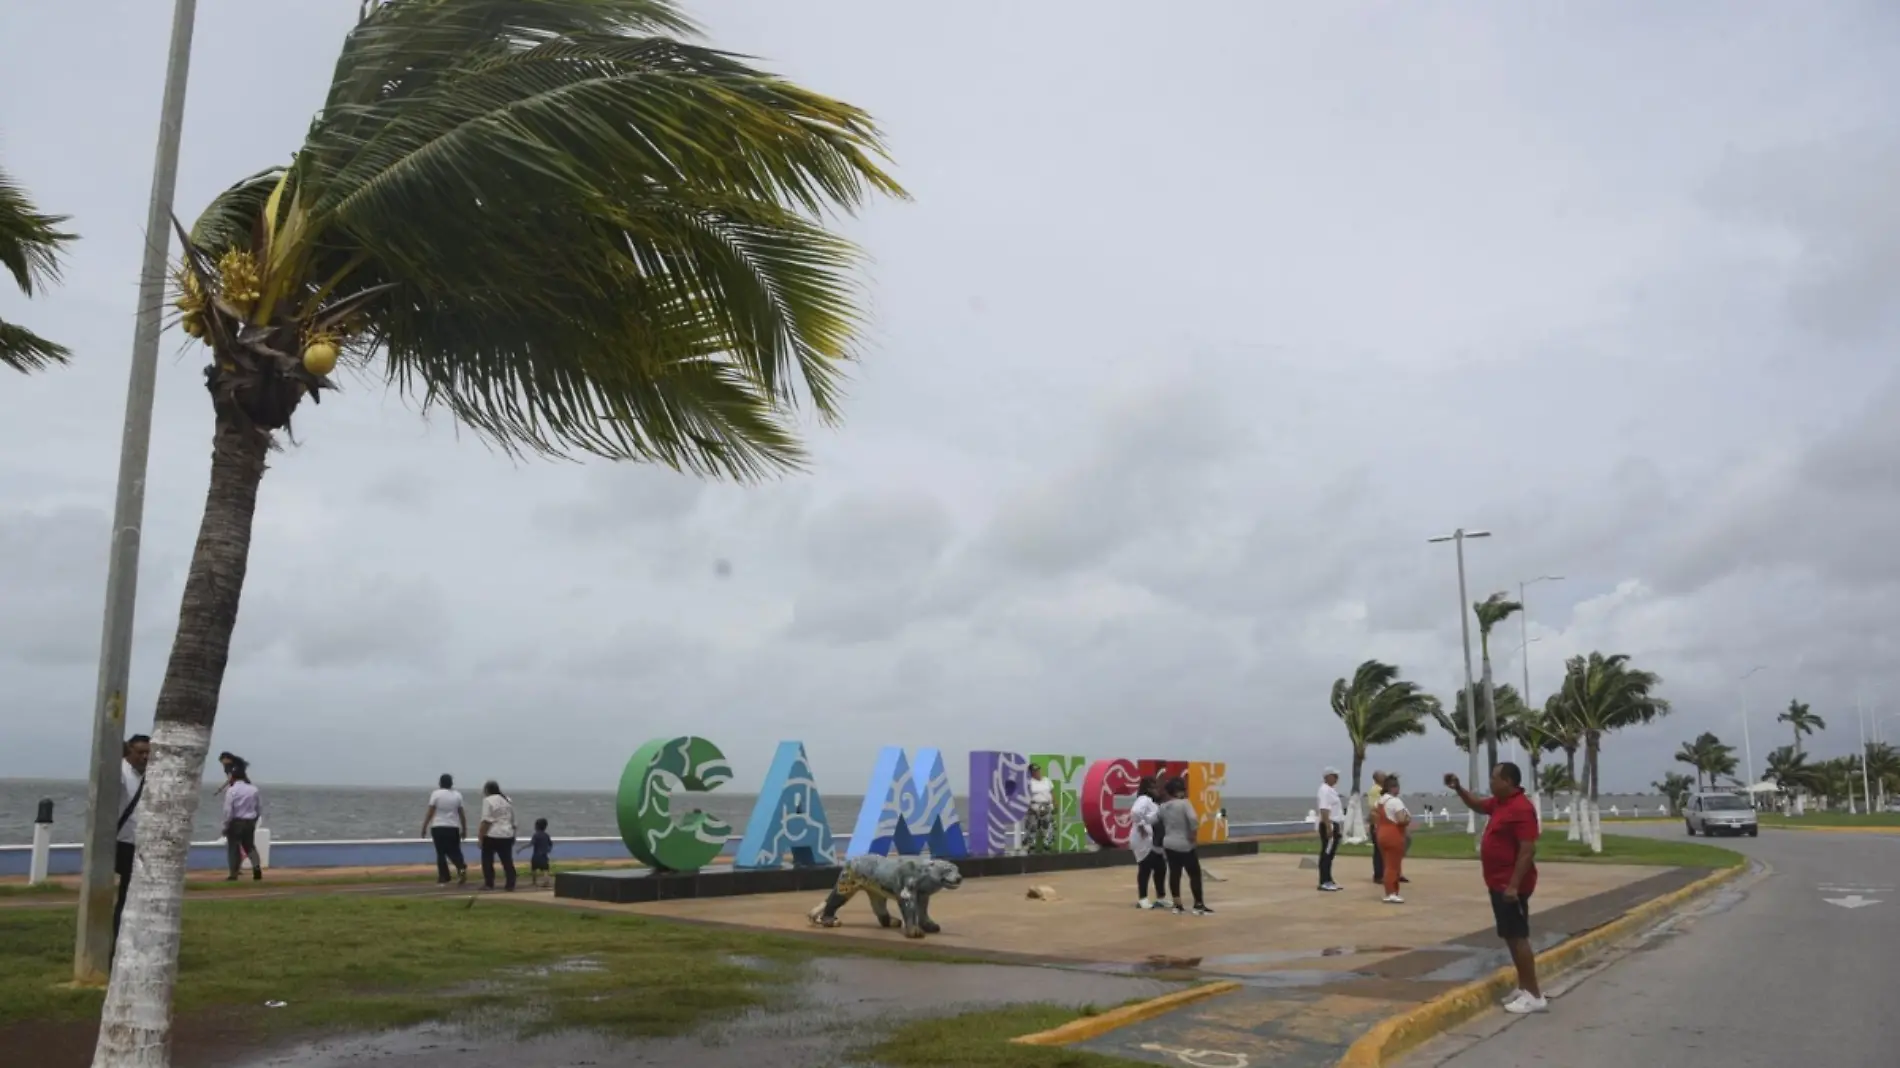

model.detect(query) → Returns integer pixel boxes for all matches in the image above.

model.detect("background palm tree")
[1539,764,1577,795]
[1766,744,1820,800]
[1552,651,1670,850]
[1776,699,1826,756]
[0,164,77,372]
[1864,742,1900,810]
[1652,771,1696,814]
[1473,592,1523,770]
[1434,684,1510,757]
[96,3,907,1064]
[1542,692,1581,790]
[1675,731,1737,791]
[1501,690,1551,795]
[1330,660,1437,829]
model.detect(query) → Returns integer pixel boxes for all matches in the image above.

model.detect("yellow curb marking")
[1333,863,1747,1068]
[1764,824,1900,834]
[1011,980,1243,1046]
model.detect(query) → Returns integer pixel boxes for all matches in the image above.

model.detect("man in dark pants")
[114,734,152,950]
[1368,770,1388,885]
[1315,766,1343,891]
[1444,762,1546,1014]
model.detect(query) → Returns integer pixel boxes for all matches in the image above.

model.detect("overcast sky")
[3,1,1898,799]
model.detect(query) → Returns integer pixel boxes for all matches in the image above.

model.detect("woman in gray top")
[1158,777,1211,915]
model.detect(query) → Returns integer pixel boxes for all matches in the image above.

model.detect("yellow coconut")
[302,340,339,376]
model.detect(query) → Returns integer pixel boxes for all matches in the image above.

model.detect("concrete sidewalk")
[547,851,1710,1067]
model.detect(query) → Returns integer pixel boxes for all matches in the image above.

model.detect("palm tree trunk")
[93,415,268,1068]
[1584,733,1603,853]
[1344,746,1367,845]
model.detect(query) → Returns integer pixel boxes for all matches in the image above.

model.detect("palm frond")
[1473,592,1523,634]
[0,319,72,372]
[189,3,908,471]
[1331,659,1434,748]
[0,166,75,295]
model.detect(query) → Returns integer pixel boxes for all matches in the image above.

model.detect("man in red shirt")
[1444,762,1546,1014]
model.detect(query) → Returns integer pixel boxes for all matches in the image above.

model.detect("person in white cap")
[1316,767,1344,891]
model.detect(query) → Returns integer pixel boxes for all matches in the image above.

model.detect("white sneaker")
[1503,993,1549,1014]
[1136,898,1155,910]
[1501,988,1528,1006]
[1382,893,1404,904]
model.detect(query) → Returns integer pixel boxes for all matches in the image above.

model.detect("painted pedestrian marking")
[1138,1043,1250,1067]
[1823,894,1882,909]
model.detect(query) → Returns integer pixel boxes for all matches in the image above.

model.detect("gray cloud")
[4,0,1900,795]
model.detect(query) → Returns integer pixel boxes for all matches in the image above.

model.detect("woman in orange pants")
[1375,774,1411,903]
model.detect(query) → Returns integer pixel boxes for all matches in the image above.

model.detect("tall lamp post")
[74,0,198,984]
[1506,636,1542,763]
[1429,528,1490,820]
[1737,664,1767,799]
[1517,574,1563,719]
[1858,692,1873,816]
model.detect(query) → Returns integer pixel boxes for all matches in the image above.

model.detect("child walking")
[521,818,555,888]
[1158,777,1211,915]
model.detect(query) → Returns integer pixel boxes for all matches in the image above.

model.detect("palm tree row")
[1765,742,1900,810]
[1331,647,1670,853]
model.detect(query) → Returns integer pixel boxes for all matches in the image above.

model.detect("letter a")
[734,741,837,869]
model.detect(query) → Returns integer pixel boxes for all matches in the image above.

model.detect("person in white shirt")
[221,764,264,881]
[1129,775,1166,908]
[114,734,151,947]
[1025,763,1057,853]
[420,773,469,885]
[477,780,519,892]
[1316,767,1344,892]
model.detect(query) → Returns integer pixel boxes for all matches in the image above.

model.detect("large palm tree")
[0,164,77,372]
[1330,659,1437,801]
[1776,699,1826,756]
[95,3,906,1064]
[1865,742,1900,809]
[1472,592,1523,770]
[1552,652,1670,850]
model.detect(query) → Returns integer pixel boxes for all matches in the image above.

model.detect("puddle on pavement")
[221,957,1180,1068]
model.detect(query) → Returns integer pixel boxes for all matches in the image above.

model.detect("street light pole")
[1429,528,1490,814]
[1737,665,1766,797]
[1859,691,1873,816]
[1507,636,1542,764]
[74,0,198,984]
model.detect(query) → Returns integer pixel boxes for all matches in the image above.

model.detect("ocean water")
[0,779,1671,846]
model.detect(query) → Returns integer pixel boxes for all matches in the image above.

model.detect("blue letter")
[734,741,837,869]
[848,746,968,859]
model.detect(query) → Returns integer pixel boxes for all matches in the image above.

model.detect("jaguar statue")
[807,855,963,939]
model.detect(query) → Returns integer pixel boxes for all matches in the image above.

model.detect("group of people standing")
[1018,763,1214,915]
[420,774,553,891]
[1315,761,1550,1016]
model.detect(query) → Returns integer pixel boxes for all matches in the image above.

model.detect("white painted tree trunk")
[93,721,211,1068]
[1566,792,1581,842]
[1587,799,1604,853]
[1343,793,1367,844]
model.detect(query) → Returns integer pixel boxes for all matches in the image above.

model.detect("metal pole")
[1736,665,1765,799]
[74,0,197,984]
[1860,692,1872,816]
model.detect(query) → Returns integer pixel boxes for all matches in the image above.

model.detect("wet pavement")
[1069,866,1714,1067]
[91,957,1176,1068]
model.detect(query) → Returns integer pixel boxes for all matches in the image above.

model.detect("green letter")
[617,736,733,872]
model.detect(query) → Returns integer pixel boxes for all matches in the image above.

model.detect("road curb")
[1764,824,1900,834]
[1334,863,1745,1068]
[1010,980,1242,1046]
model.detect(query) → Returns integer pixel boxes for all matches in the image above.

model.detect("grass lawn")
[1257,823,1744,868]
[0,897,1151,1067]
[1760,811,1900,828]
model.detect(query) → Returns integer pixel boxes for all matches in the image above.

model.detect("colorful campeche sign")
[614,738,1227,873]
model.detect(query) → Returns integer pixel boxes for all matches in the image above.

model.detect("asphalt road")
[1406,824,1900,1067]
